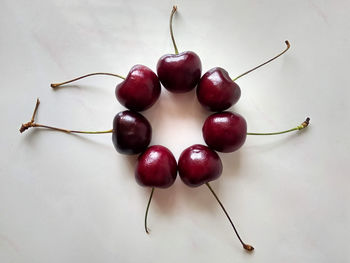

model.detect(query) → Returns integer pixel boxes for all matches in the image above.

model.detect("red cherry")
[203,112,247,153]
[116,65,161,111]
[196,41,291,112]
[135,145,177,188]
[178,144,223,187]
[177,143,254,251]
[157,6,202,93]
[157,51,202,93]
[197,67,241,111]
[112,111,151,155]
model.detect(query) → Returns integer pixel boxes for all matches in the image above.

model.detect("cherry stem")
[169,6,179,55]
[247,117,310,135]
[19,98,113,134]
[205,183,254,251]
[233,40,290,82]
[144,187,155,234]
[50,72,125,88]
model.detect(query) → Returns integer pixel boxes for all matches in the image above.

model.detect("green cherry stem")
[247,118,310,136]
[51,72,125,88]
[19,98,113,134]
[233,40,290,82]
[169,6,179,55]
[206,183,254,251]
[144,187,155,234]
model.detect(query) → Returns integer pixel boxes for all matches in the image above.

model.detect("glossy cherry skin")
[116,65,161,111]
[178,144,223,187]
[135,145,177,188]
[203,112,247,153]
[197,67,241,112]
[157,51,202,93]
[112,111,151,155]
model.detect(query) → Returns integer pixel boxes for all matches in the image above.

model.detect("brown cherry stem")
[205,183,254,251]
[144,187,155,234]
[233,40,290,82]
[247,117,310,135]
[169,6,179,55]
[20,98,113,134]
[51,72,125,88]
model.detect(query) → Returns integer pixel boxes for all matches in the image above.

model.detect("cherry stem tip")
[298,117,310,130]
[20,98,40,133]
[243,244,255,251]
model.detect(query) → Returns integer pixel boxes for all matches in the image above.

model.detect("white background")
[0,0,349,262]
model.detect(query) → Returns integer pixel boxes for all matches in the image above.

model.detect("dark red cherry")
[135,145,177,188]
[197,67,241,112]
[178,144,223,187]
[112,111,151,155]
[203,112,247,153]
[116,65,161,111]
[157,51,202,93]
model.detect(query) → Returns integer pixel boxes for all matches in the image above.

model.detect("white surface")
[0,0,349,262]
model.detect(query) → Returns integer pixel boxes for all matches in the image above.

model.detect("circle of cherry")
[20,6,310,252]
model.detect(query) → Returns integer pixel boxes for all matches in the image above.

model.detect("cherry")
[203,112,247,153]
[157,51,202,93]
[136,145,177,233]
[197,67,241,111]
[178,144,222,187]
[157,6,202,93]
[51,65,161,111]
[197,41,290,111]
[112,111,152,155]
[135,145,177,188]
[116,65,161,111]
[178,144,254,251]
[19,99,152,155]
